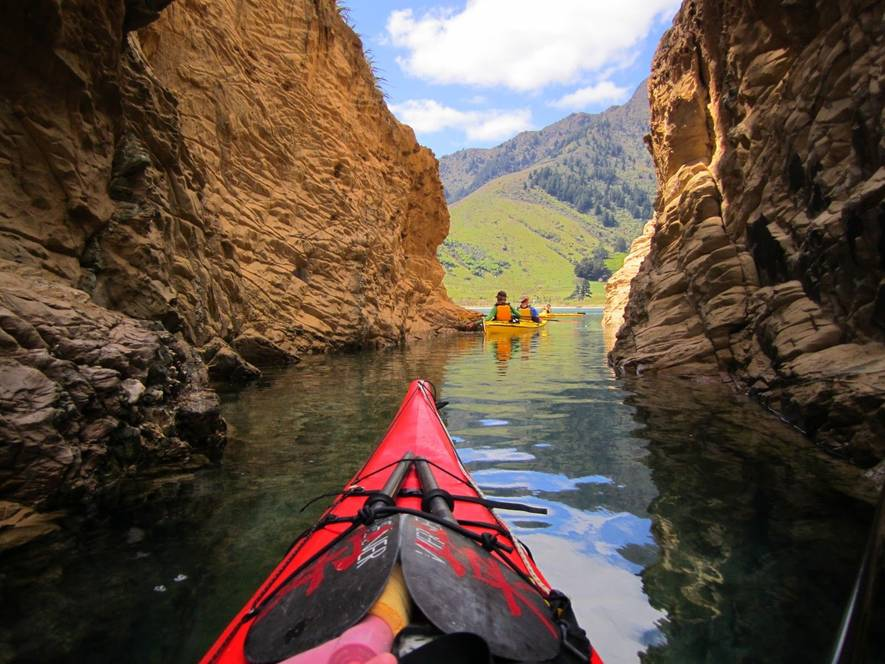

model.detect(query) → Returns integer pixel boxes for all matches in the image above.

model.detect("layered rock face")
[0,0,473,535]
[135,0,474,353]
[0,265,225,518]
[610,0,885,468]
[602,220,654,350]
[1,0,471,360]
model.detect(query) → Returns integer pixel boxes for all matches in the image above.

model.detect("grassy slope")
[440,172,639,305]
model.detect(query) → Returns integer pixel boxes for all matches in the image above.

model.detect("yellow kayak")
[539,312,586,318]
[483,319,548,333]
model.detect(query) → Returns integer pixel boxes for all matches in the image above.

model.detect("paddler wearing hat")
[517,295,541,323]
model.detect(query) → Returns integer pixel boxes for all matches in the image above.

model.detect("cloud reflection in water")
[457,447,536,463]
[471,468,614,492]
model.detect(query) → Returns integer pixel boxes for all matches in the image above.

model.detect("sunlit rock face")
[0,0,472,359]
[0,0,473,530]
[610,0,885,467]
[603,220,654,351]
[133,0,476,352]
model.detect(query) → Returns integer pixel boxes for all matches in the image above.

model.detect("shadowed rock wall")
[609,0,885,469]
[0,0,474,534]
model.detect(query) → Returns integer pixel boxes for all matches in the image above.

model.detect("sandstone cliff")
[609,0,885,470]
[602,220,654,350]
[0,0,474,543]
[133,0,474,353]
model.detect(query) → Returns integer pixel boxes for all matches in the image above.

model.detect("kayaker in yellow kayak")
[518,296,542,323]
[486,290,521,323]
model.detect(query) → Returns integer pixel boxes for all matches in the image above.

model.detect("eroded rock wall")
[602,220,654,350]
[610,0,885,467]
[1,0,471,360]
[0,263,225,511]
[135,0,474,353]
[0,0,474,533]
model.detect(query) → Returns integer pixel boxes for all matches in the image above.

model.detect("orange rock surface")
[135,0,475,354]
[602,220,654,350]
[609,0,885,469]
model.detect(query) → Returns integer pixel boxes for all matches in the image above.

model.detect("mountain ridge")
[440,83,651,203]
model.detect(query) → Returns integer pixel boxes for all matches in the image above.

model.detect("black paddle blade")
[244,515,401,664]
[400,516,560,661]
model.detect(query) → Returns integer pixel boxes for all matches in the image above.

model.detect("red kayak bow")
[201,379,603,664]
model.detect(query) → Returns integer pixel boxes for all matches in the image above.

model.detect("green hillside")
[439,172,640,305]
[438,83,654,305]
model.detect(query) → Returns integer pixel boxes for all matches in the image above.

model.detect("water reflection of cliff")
[622,376,883,663]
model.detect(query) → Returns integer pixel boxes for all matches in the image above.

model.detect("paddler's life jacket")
[518,306,532,318]
[495,303,514,321]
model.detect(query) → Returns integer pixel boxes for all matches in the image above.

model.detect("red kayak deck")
[201,379,602,664]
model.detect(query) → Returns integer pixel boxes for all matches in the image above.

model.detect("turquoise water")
[0,313,880,663]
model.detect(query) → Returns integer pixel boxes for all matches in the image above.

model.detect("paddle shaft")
[414,459,456,524]
[368,452,414,510]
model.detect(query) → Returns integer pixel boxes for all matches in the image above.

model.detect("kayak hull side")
[483,319,548,334]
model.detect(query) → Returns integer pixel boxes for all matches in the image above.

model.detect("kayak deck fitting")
[201,380,602,664]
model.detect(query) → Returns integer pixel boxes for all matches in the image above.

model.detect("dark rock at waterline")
[175,389,226,460]
[233,332,299,367]
[0,267,226,549]
[201,337,261,383]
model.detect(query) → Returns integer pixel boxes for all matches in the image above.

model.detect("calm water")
[1,312,881,663]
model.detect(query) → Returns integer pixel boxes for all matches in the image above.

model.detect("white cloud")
[389,99,533,143]
[465,109,532,141]
[386,0,680,91]
[551,81,631,110]
[390,99,467,133]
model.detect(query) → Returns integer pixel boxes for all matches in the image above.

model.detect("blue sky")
[345,0,681,157]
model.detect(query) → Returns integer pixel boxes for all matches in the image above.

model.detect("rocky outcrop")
[0,0,475,538]
[610,0,885,468]
[200,337,261,383]
[0,264,224,521]
[603,220,654,350]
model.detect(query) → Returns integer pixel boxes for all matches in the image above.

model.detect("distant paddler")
[518,295,541,323]
[486,290,521,323]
